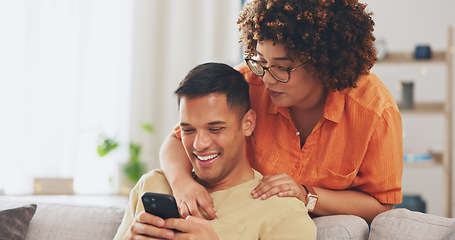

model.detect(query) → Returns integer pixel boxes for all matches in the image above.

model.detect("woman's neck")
[290,86,328,114]
[289,87,328,145]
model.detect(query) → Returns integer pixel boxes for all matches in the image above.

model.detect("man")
[114,62,316,240]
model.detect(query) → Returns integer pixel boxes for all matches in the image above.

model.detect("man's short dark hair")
[175,62,250,119]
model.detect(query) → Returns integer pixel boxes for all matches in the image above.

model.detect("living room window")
[0,0,133,194]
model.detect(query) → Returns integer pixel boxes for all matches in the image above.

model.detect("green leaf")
[141,122,155,133]
[129,143,141,161]
[123,161,146,183]
[97,122,154,183]
[97,136,119,157]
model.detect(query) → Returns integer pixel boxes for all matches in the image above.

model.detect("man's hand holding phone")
[122,192,219,240]
[123,212,219,240]
[122,193,180,239]
[164,216,219,240]
[122,211,175,240]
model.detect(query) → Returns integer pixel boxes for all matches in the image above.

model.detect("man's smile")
[194,153,220,166]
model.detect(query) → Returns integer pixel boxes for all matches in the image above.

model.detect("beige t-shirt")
[113,169,316,240]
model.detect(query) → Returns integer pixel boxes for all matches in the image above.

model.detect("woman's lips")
[268,89,282,98]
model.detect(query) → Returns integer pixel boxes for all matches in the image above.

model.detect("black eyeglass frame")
[244,57,305,83]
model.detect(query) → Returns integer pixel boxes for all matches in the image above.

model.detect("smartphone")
[141,192,181,219]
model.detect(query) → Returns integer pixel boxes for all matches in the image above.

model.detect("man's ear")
[242,109,256,137]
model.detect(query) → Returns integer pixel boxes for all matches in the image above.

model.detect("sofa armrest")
[0,197,125,240]
[313,215,369,240]
[369,208,455,240]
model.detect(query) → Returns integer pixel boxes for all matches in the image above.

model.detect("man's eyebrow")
[208,121,226,125]
[256,50,291,61]
[179,121,226,126]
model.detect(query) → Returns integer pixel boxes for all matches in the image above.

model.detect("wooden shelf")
[398,102,446,114]
[377,51,447,64]
[404,161,441,167]
[379,26,453,217]
[404,152,443,167]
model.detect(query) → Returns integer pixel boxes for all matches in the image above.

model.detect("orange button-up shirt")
[238,64,403,204]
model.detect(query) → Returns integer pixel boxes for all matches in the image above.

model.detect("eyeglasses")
[244,57,305,83]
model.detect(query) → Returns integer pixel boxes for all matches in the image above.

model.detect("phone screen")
[141,192,181,219]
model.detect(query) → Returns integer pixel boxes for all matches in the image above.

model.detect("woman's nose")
[261,70,278,85]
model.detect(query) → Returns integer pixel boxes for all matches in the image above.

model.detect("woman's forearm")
[312,187,393,223]
[159,131,217,219]
[159,131,193,186]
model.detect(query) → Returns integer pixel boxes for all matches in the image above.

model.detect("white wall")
[364,0,455,217]
[130,0,242,170]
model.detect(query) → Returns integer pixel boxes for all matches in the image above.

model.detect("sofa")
[0,196,125,240]
[1,196,455,240]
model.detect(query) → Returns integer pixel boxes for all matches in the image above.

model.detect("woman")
[160,0,402,223]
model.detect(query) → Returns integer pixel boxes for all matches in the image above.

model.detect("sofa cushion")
[0,198,125,240]
[369,208,455,240]
[0,204,37,240]
[313,215,369,240]
[441,223,455,240]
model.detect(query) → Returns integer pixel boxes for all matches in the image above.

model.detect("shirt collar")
[323,89,345,123]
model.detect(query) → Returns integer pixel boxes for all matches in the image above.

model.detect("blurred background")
[0,0,454,217]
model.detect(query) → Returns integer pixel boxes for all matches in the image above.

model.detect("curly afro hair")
[237,0,377,91]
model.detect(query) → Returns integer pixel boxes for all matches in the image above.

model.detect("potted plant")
[97,123,154,191]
